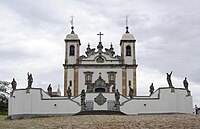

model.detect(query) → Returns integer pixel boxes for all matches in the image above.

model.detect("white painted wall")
[122,42,135,65]
[121,88,193,114]
[9,87,193,119]
[9,88,80,118]
[67,68,74,94]
[66,42,79,64]
[126,69,133,94]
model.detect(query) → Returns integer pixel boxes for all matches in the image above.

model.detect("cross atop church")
[70,16,75,34]
[125,16,129,33]
[70,15,74,26]
[97,32,103,43]
[125,16,128,26]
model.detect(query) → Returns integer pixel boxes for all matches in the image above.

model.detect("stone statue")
[47,84,52,96]
[195,105,198,115]
[183,77,189,91]
[27,72,33,88]
[129,86,133,99]
[112,85,115,93]
[81,89,86,103]
[149,83,154,95]
[67,86,72,98]
[81,89,86,111]
[183,77,190,96]
[166,71,173,88]
[115,89,120,111]
[115,89,120,102]
[11,78,17,91]
[86,84,92,93]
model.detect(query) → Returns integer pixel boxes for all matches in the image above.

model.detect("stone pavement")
[1,114,200,129]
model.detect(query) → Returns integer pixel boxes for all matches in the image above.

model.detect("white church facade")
[63,25,137,97]
[8,22,193,119]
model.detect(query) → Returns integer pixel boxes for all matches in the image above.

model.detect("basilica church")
[8,20,193,119]
[63,24,137,97]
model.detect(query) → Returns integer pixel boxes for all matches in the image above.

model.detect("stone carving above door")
[94,93,107,106]
[86,72,111,93]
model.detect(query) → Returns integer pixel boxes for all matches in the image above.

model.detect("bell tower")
[63,17,80,96]
[120,17,137,96]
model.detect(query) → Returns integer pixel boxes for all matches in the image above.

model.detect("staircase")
[74,110,127,115]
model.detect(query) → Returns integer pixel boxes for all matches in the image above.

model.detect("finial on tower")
[99,72,102,79]
[87,43,91,51]
[110,43,114,50]
[70,15,75,34]
[110,42,114,51]
[87,43,90,48]
[125,16,129,33]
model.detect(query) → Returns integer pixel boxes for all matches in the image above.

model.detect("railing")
[39,89,82,106]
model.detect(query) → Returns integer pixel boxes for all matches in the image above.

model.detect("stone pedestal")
[115,101,120,111]
[171,87,175,93]
[81,102,86,111]
[187,90,191,96]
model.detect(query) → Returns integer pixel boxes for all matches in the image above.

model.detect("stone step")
[74,110,127,116]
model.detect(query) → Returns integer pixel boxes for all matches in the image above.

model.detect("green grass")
[0,115,10,121]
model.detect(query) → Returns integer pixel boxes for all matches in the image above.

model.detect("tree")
[0,94,8,114]
[0,81,10,114]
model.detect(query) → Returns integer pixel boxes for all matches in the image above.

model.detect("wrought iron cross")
[97,32,103,42]
[70,15,74,26]
[125,16,128,26]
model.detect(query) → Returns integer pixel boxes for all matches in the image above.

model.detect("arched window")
[126,45,131,56]
[69,45,75,56]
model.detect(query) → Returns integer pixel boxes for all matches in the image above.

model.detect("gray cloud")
[0,0,199,105]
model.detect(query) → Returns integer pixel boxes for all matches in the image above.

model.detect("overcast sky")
[0,0,199,106]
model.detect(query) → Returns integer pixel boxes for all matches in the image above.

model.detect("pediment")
[79,51,121,64]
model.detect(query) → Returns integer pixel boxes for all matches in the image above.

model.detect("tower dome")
[65,33,79,40]
[121,26,136,41]
[65,26,80,41]
[121,32,136,41]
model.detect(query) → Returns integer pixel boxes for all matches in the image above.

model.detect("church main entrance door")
[95,88,105,93]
